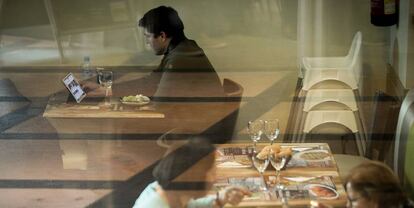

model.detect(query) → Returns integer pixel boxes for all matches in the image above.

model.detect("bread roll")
[256,144,281,159]
[256,147,271,159]
[277,147,292,157]
[270,144,281,154]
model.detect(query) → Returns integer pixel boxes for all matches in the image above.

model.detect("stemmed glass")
[98,70,113,105]
[248,120,264,149]
[264,119,280,145]
[269,151,287,191]
[251,148,269,191]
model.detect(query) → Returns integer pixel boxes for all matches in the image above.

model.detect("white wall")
[298,0,391,92]
[390,0,414,89]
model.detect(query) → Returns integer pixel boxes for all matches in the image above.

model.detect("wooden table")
[42,92,240,135]
[42,92,241,169]
[215,143,347,208]
[43,92,165,119]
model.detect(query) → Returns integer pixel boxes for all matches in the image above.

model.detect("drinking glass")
[248,120,264,149]
[251,149,269,191]
[264,119,280,145]
[269,151,287,190]
[98,70,113,105]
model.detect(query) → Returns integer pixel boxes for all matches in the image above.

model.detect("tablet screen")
[62,73,86,103]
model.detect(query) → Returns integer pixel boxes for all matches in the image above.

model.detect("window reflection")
[0,0,413,207]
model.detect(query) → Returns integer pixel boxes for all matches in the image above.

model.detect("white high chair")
[302,110,365,156]
[303,110,358,134]
[303,89,358,112]
[302,31,362,91]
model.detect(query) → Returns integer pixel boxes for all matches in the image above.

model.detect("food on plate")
[269,144,281,154]
[256,144,293,159]
[256,144,280,159]
[256,148,270,160]
[277,147,292,158]
[308,185,338,199]
[300,151,330,161]
[121,94,150,103]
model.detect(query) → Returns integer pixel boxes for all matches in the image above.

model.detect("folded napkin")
[283,176,316,182]
[291,147,314,152]
[217,161,251,168]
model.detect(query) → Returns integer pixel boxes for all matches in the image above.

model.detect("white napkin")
[291,147,315,152]
[283,176,316,182]
[217,161,251,168]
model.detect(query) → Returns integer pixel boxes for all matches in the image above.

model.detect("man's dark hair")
[138,6,184,38]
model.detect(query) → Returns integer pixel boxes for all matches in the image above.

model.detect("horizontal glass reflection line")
[0,179,124,189]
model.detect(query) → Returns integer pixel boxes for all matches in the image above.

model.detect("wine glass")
[264,119,280,145]
[251,149,269,191]
[248,120,264,149]
[98,70,113,105]
[269,151,287,191]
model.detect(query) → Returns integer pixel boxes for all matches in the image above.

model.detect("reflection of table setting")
[216,144,335,172]
[215,144,293,169]
[214,175,339,203]
[217,143,294,205]
[215,143,346,207]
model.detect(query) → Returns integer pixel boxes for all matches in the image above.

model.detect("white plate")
[120,95,150,106]
[306,184,339,200]
[120,100,150,106]
[293,149,331,162]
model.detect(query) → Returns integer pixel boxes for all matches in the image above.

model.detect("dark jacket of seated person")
[116,5,224,99]
[113,37,225,99]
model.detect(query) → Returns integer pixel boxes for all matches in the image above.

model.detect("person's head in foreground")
[344,161,412,208]
[153,137,216,199]
[134,137,250,208]
[138,6,185,55]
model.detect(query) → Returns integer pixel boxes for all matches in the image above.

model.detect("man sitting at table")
[83,6,224,98]
[82,6,236,143]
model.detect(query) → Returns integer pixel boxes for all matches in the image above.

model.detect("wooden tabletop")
[215,143,347,208]
[42,92,241,135]
[43,93,165,119]
[43,103,165,118]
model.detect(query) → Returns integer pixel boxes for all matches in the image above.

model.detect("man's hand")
[217,186,251,206]
[81,81,111,97]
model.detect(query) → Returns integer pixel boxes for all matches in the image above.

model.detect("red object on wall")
[371,0,398,26]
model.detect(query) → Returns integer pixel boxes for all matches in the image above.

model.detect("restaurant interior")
[1,0,414,207]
